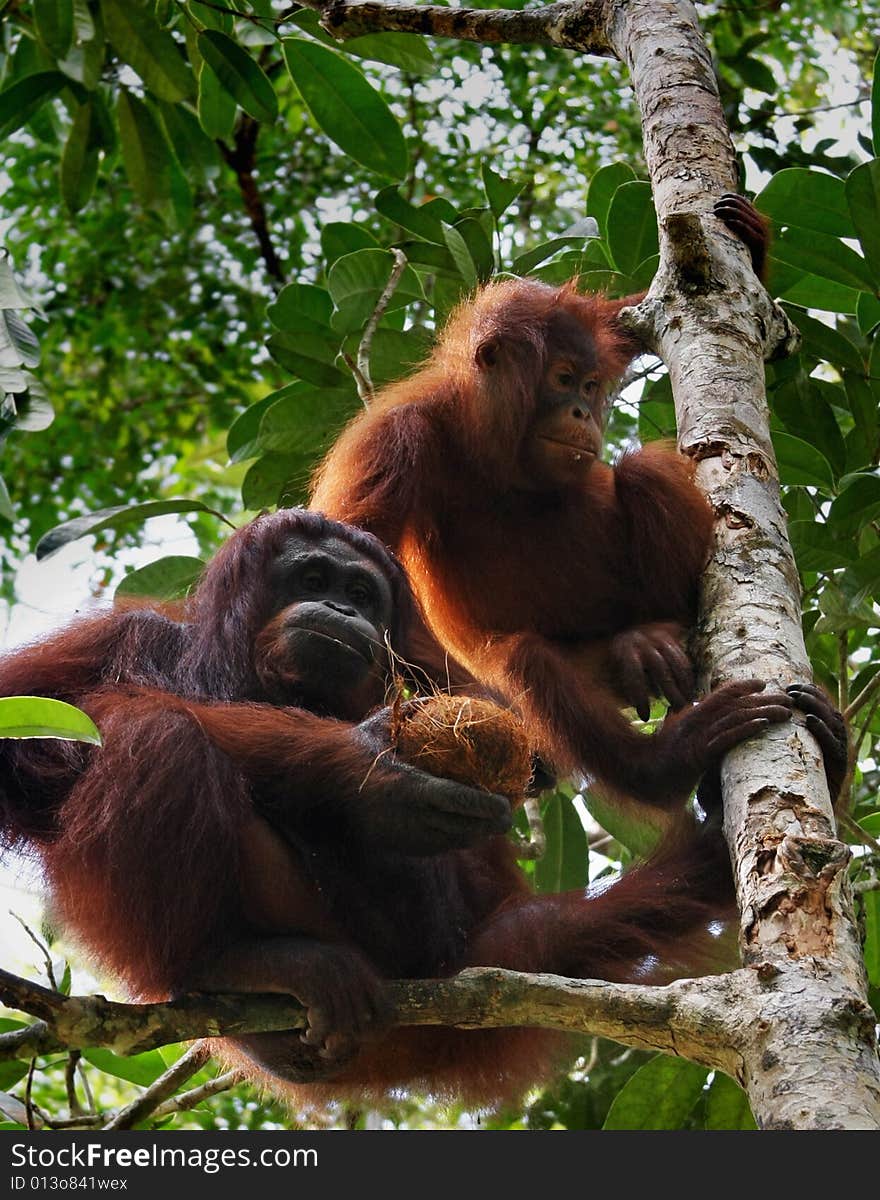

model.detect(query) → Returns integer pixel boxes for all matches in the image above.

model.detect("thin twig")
[25,1057,37,1131]
[513,797,547,860]
[65,1049,84,1118]
[355,249,409,405]
[104,1041,211,1131]
[152,1069,243,1118]
[840,813,880,855]
[10,914,58,990]
[838,633,850,714]
[844,668,880,722]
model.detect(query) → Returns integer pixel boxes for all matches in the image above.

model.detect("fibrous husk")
[392,694,531,801]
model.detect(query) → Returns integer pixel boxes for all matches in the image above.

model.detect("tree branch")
[0,965,745,1076]
[104,1041,211,1131]
[299,0,612,52]
[219,115,286,285]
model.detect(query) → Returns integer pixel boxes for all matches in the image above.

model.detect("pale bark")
[606,0,880,1128]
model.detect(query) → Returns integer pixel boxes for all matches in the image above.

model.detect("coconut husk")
[391,693,531,800]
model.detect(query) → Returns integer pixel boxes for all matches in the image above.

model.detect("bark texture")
[607,0,880,1128]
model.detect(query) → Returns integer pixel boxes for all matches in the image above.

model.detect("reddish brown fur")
[311,277,715,794]
[0,509,731,1108]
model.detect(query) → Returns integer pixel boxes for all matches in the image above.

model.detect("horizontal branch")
[298,0,612,52]
[0,965,746,1077]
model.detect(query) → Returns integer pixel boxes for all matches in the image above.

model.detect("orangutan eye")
[552,366,576,390]
[349,581,374,607]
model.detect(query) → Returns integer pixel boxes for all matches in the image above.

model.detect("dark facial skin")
[520,313,608,488]
[255,534,394,717]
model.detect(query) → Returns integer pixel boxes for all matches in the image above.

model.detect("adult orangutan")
[311,197,838,810]
[3,508,848,1105]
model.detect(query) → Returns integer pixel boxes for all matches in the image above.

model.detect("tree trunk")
[604,0,880,1128]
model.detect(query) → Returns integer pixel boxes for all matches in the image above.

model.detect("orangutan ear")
[475,336,502,370]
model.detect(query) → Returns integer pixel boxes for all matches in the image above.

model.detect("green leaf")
[581,787,664,857]
[35,0,75,60]
[873,47,880,156]
[267,333,349,387]
[771,430,835,489]
[606,181,658,277]
[771,376,846,476]
[60,99,100,213]
[0,1064,28,1092]
[828,473,880,534]
[0,257,34,310]
[779,305,864,374]
[35,499,221,559]
[513,236,595,276]
[0,696,101,744]
[283,38,407,180]
[157,100,220,183]
[757,168,855,238]
[856,291,880,336]
[289,12,435,75]
[456,213,497,280]
[58,0,104,90]
[788,521,858,573]
[83,1048,169,1087]
[327,248,423,332]
[242,452,308,510]
[863,890,880,986]
[587,161,637,240]
[533,793,588,894]
[638,372,676,442]
[401,240,458,277]
[321,222,379,267]
[482,163,524,220]
[604,1057,709,1130]
[374,185,447,243]
[117,90,172,212]
[845,160,880,283]
[100,0,194,102]
[859,812,880,836]
[0,71,68,141]
[73,0,95,40]
[0,476,12,522]
[115,555,204,600]
[840,374,873,468]
[2,311,40,369]
[815,578,877,633]
[197,60,236,140]
[771,226,875,294]
[251,387,358,458]
[348,327,431,386]
[704,1074,757,1131]
[187,0,233,33]
[729,52,776,93]
[346,31,436,74]
[196,30,277,124]
[227,388,301,464]
[15,385,54,432]
[267,283,333,334]
[769,257,860,315]
[443,223,477,288]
